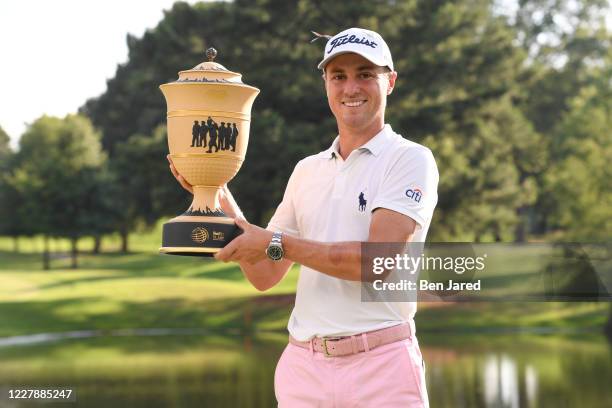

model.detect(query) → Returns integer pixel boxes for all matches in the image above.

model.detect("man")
[219,122,227,151]
[190,120,201,147]
[169,27,438,407]
[230,122,239,151]
[199,120,208,148]
[206,118,219,153]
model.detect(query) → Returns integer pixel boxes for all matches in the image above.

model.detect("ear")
[386,71,398,95]
[323,72,332,97]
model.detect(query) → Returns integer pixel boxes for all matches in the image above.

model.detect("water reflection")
[483,354,519,408]
[0,333,610,407]
[524,364,538,407]
[421,334,612,408]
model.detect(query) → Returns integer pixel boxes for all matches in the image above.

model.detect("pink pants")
[274,335,428,407]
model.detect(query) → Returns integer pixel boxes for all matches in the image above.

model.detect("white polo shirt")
[268,124,439,341]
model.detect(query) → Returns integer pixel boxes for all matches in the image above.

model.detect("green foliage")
[0,127,22,239]
[516,0,612,239]
[81,0,538,241]
[543,75,612,241]
[0,125,10,165]
[514,0,609,65]
[9,115,108,241]
[108,126,190,241]
[0,0,589,243]
[425,97,543,241]
[7,2,612,245]
[0,176,24,239]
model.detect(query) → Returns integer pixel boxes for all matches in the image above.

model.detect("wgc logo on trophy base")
[159,48,260,256]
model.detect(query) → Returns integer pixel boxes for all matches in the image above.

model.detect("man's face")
[324,53,396,134]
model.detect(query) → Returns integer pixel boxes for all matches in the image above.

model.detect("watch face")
[267,245,283,261]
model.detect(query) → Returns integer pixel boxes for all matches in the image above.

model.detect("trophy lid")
[175,47,245,84]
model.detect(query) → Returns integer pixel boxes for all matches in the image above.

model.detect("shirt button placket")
[332,163,348,199]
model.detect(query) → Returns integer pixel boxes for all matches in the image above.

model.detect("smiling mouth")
[342,100,366,107]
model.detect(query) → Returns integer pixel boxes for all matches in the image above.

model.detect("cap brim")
[317,50,391,70]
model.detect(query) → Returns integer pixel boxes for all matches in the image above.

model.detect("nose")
[343,76,361,97]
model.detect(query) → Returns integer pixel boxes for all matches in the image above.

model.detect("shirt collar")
[324,124,393,159]
[358,124,393,157]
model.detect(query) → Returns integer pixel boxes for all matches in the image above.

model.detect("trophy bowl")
[159,48,260,256]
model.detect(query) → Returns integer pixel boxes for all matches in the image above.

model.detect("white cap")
[317,27,394,71]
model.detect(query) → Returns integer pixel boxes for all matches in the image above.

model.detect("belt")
[289,323,412,357]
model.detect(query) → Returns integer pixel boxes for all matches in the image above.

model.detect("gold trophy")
[159,48,259,256]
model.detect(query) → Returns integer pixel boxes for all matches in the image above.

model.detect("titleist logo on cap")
[327,34,378,54]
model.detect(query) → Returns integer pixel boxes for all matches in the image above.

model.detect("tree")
[513,0,609,67]
[82,0,533,241]
[12,115,107,268]
[543,71,612,241]
[0,125,10,163]
[108,126,188,252]
[0,126,25,251]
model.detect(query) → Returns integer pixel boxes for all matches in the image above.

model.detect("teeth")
[343,100,365,107]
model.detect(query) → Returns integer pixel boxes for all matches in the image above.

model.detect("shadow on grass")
[195,266,246,281]
[1,250,248,293]
[34,273,126,291]
[0,251,45,270]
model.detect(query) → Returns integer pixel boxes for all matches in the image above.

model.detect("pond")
[0,330,610,407]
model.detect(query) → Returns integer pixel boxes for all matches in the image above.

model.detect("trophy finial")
[206,47,217,62]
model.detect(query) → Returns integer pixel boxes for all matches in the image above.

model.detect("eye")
[359,72,375,79]
[331,73,346,80]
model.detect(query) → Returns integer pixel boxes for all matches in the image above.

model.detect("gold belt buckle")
[322,337,342,357]
[322,338,331,356]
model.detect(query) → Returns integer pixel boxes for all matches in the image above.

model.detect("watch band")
[271,231,282,245]
[266,231,284,261]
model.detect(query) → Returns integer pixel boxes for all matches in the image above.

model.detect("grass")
[0,230,610,339]
[0,227,300,337]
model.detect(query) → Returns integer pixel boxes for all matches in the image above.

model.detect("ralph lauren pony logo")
[327,34,378,54]
[358,192,367,212]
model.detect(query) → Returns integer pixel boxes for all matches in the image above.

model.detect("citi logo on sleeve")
[405,188,422,203]
[327,34,378,54]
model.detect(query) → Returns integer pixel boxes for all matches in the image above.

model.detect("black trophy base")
[159,215,242,257]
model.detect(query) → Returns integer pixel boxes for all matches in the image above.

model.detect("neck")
[337,121,385,160]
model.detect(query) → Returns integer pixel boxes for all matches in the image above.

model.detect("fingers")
[167,155,177,174]
[167,155,193,194]
[172,169,193,193]
[214,190,241,221]
[215,238,239,262]
[167,155,180,179]
[178,176,194,194]
[234,217,249,229]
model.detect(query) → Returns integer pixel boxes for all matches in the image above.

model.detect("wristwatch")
[266,231,284,261]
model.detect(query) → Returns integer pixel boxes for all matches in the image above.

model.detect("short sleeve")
[266,161,301,236]
[370,148,439,229]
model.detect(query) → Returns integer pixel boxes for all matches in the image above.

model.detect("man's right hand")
[167,154,193,194]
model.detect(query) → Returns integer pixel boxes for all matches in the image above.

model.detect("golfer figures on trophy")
[159,48,260,256]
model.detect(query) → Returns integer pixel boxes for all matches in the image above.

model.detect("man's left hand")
[214,218,273,264]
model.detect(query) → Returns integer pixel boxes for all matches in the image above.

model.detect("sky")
[0,0,201,148]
